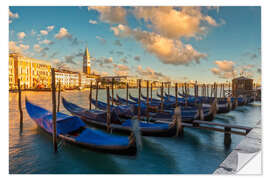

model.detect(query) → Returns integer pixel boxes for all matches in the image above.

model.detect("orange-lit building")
[9,53,52,89]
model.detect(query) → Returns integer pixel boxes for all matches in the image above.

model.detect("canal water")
[9,89,261,174]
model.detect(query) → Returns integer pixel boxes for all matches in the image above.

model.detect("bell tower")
[83,47,91,74]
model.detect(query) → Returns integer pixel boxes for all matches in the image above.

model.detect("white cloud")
[111,24,207,65]
[55,27,71,39]
[33,44,43,53]
[47,25,54,31]
[9,9,19,23]
[17,32,26,39]
[39,39,53,45]
[113,64,130,76]
[40,30,48,36]
[211,60,238,79]
[96,36,106,43]
[88,6,127,24]
[19,44,30,51]
[133,7,219,39]
[136,65,170,81]
[89,20,97,24]
[215,60,235,72]
[9,41,29,54]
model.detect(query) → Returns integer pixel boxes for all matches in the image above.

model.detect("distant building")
[99,76,138,87]
[79,73,97,87]
[55,69,80,89]
[83,47,91,74]
[232,76,254,97]
[9,53,52,89]
[8,51,100,90]
[9,55,15,89]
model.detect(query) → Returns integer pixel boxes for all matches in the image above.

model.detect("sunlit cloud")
[88,6,127,24]
[111,24,207,65]
[133,7,220,39]
[17,32,26,40]
[55,27,72,39]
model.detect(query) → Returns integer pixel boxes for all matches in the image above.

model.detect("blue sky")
[9,6,261,83]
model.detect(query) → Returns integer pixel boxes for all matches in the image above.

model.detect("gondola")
[117,94,216,121]
[25,98,137,156]
[62,97,178,137]
[158,92,232,114]
[177,92,247,106]
[91,98,135,118]
[129,94,176,109]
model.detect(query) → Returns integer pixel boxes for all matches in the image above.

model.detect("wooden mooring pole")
[168,83,170,96]
[111,78,114,106]
[95,80,99,109]
[106,86,111,133]
[150,82,153,103]
[138,80,141,121]
[126,82,129,105]
[18,79,23,134]
[161,82,164,112]
[175,83,178,105]
[224,127,232,145]
[89,80,92,110]
[57,81,61,112]
[51,68,57,153]
[146,80,149,121]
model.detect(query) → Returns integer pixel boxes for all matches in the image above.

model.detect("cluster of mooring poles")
[17,75,252,152]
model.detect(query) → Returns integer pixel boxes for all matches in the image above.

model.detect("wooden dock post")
[57,81,61,112]
[174,106,183,136]
[224,127,232,145]
[138,80,141,121]
[168,82,170,96]
[161,82,164,112]
[206,84,209,97]
[111,78,114,106]
[146,80,149,122]
[175,83,178,105]
[89,80,92,110]
[150,82,153,103]
[126,82,129,105]
[194,82,196,97]
[95,80,99,109]
[51,68,57,153]
[18,79,23,134]
[198,103,204,120]
[106,86,111,132]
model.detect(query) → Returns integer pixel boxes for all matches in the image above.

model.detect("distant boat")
[25,99,137,156]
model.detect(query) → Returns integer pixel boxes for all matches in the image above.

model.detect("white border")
[2,0,268,179]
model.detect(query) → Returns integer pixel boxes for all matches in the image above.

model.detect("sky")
[9,6,261,83]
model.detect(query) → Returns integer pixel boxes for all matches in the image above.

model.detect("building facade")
[9,55,16,89]
[9,53,52,89]
[79,73,97,87]
[55,69,80,89]
[232,76,254,97]
[99,76,138,88]
[83,47,91,74]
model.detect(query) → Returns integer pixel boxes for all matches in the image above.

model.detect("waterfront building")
[99,76,138,88]
[83,47,91,74]
[9,55,16,89]
[9,53,52,89]
[79,73,97,87]
[232,76,254,97]
[55,69,80,89]
[8,51,100,90]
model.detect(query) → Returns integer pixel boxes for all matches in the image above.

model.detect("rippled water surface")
[9,89,261,174]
